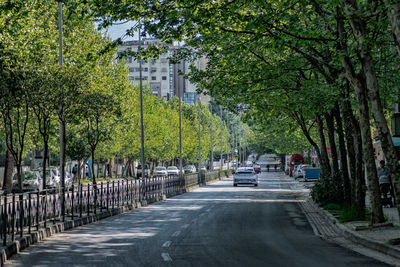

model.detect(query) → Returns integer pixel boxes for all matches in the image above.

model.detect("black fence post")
[117,180,120,207]
[3,195,7,246]
[112,181,115,209]
[36,191,40,231]
[71,184,74,221]
[53,191,56,224]
[44,191,47,229]
[87,184,90,217]
[19,194,23,238]
[100,182,103,213]
[106,181,109,211]
[80,184,83,218]
[28,193,31,234]
[11,194,15,242]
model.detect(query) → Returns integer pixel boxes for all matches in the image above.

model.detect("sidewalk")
[297,179,400,265]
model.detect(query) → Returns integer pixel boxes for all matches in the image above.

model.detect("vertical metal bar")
[80,184,83,218]
[36,191,40,231]
[11,194,15,241]
[138,21,146,205]
[112,181,115,209]
[3,195,7,246]
[19,194,23,237]
[28,193,31,234]
[71,184,74,221]
[117,180,120,207]
[106,181,109,210]
[53,190,56,224]
[87,183,90,217]
[100,182,103,212]
[44,191,47,229]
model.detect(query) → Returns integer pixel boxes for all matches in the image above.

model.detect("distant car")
[294,164,312,179]
[154,166,168,176]
[233,167,258,187]
[167,166,181,176]
[252,164,261,174]
[137,164,151,178]
[183,165,197,174]
[12,171,43,192]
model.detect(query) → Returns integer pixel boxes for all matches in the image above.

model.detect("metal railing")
[0,175,181,246]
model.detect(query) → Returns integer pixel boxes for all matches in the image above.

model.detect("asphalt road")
[6,172,388,267]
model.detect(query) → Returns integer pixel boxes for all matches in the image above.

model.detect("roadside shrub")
[311,172,344,206]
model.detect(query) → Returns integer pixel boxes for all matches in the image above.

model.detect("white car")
[154,166,168,176]
[167,166,181,176]
[233,167,258,187]
[12,171,43,192]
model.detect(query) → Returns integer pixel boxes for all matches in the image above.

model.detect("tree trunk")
[91,149,96,183]
[334,103,351,205]
[342,58,384,224]
[77,159,81,184]
[344,1,400,218]
[42,142,49,190]
[324,111,339,174]
[316,114,331,176]
[16,164,22,193]
[2,149,14,194]
[390,3,400,56]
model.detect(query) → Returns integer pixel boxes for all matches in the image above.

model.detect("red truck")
[289,154,305,177]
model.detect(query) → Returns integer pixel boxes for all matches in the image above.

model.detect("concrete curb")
[308,199,400,261]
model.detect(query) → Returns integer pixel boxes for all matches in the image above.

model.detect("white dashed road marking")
[172,231,181,237]
[161,253,172,261]
[162,241,172,248]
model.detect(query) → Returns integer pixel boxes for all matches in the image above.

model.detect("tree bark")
[343,0,400,218]
[390,3,400,56]
[324,111,339,174]
[316,114,331,176]
[2,149,14,194]
[334,102,351,205]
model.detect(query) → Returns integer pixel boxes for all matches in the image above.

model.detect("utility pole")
[197,95,202,183]
[139,22,146,201]
[58,1,66,222]
[210,104,213,170]
[178,62,183,179]
[220,106,223,171]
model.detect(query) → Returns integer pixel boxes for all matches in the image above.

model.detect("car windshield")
[235,168,254,174]
[168,167,178,170]
[13,172,38,181]
[156,167,166,171]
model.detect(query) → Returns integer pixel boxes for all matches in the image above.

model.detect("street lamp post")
[210,104,213,170]
[220,106,223,171]
[197,95,202,184]
[58,1,66,222]
[139,23,146,201]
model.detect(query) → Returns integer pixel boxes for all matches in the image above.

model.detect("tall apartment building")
[118,39,209,105]
[118,39,173,100]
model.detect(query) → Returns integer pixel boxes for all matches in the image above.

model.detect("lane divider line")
[172,231,181,237]
[162,241,172,248]
[161,253,172,261]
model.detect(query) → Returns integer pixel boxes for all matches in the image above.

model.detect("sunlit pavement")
[6,172,388,267]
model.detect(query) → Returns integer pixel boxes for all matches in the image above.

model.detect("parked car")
[12,171,43,192]
[154,166,168,176]
[137,164,151,178]
[183,165,197,174]
[167,166,181,176]
[294,164,312,179]
[252,164,261,174]
[233,167,258,187]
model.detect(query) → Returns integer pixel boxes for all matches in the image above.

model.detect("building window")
[161,67,167,72]
[144,67,148,72]
[129,67,135,72]
[162,76,167,80]
[143,76,148,81]
[135,77,140,80]
[135,67,141,72]
[152,76,157,81]
[129,76,134,80]
[151,67,157,73]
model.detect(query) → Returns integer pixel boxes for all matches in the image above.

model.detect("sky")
[100,21,138,41]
